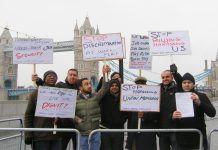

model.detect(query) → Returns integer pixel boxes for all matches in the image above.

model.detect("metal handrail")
[0,118,23,150]
[0,134,21,141]
[0,118,23,124]
[208,128,218,150]
[89,128,203,150]
[0,128,81,150]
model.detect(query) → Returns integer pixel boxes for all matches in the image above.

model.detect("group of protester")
[24,64,216,150]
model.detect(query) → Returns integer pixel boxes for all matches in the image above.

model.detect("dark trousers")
[101,132,124,150]
[61,133,77,150]
[135,132,157,150]
[33,139,62,150]
[159,133,179,150]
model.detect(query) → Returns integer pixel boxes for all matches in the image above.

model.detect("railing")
[0,118,23,150]
[89,129,203,150]
[0,128,80,150]
[208,129,218,150]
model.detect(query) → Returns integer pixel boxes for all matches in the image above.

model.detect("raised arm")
[170,64,183,90]
[32,73,44,86]
[95,65,110,103]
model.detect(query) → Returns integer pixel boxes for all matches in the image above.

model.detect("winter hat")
[43,70,57,81]
[110,72,121,79]
[182,73,195,84]
[134,77,147,84]
[109,79,120,87]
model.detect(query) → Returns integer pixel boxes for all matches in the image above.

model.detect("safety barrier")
[88,129,203,150]
[208,129,218,150]
[0,128,80,150]
[0,118,23,150]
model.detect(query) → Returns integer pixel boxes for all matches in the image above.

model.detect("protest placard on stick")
[35,86,77,118]
[82,33,124,61]
[148,31,191,56]
[120,84,160,112]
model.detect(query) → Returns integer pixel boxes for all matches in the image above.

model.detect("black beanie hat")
[182,73,195,84]
[43,70,57,81]
[134,76,147,84]
[109,79,120,87]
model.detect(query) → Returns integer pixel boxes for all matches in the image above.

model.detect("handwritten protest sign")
[121,84,160,112]
[148,31,191,55]
[82,33,124,61]
[129,34,152,70]
[13,38,53,64]
[35,86,77,118]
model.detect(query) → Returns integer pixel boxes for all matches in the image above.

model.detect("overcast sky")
[1,0,218,87]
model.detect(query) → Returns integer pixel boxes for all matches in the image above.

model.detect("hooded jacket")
[99,80,127,129]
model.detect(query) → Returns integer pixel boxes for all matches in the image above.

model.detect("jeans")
[80,132,101,150]
[33,139,62,150]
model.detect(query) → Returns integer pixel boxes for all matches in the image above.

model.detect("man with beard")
[74,65,110,150]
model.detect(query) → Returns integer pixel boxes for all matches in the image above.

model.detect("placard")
[82,33,124,61]
[129,34,152,70]
[13,38,53,64]
[121,84,160,112]
[35,86,77,118]
[148,31,191,55]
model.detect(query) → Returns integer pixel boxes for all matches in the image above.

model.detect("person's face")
[182,80,194,91]
[161,71,173,86]
[67,70,78,84]
[112,74,121,82]
[80,79,92,94]
[110,83,120,94]
[44,73,57,86]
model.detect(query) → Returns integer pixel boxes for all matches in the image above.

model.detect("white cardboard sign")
[129,34,152,70]
[121,84,160,112]
[35,86,77,118]
[82,33,124,61]
[148,31,191,56]
[13,38,53,64]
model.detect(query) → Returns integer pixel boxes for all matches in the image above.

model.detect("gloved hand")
[25,136,32,145]
[170,64,177,73]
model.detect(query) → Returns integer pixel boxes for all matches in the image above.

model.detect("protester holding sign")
[99,79,127,150]
[159,69,179,150]
[126,77,159,150]
[74,65,110,150]
[24,70,62,150]
[172,71,216,150]
[32,68,79,150]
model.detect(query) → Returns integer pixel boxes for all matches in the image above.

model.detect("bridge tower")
[74,17,99,88]
[0,27,18,90]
